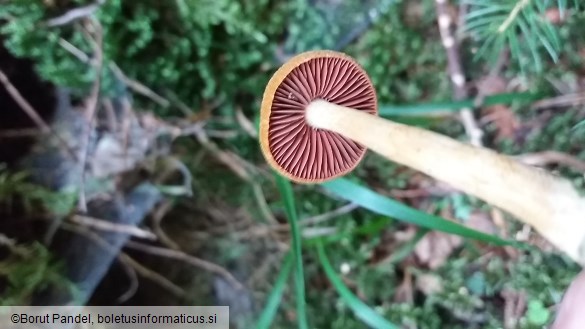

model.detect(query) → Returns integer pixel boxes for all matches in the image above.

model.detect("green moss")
[0,240,77,305]
[346,4,450,104]
[1,0,302,114]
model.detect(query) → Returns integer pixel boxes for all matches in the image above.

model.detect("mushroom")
[260,50,585,265]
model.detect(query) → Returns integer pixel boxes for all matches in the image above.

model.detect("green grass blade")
[378,91,542,116]
[316,242,399,329]
[321,178,520,246]
[255,252,294,329]
[274,173,309,329]
[558,0,567,18]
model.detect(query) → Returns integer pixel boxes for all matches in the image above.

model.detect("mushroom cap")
[259,50,378,183]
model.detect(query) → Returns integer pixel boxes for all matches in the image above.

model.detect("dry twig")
[301,203,359,226]
[206,129,239,139]
[515,151,585,173]
[252,184,279,225]
[59,38,90,63]
[531,92,585,110]
[0,128,46,138]
[101,99,119,132]
[124,240,245,291]
[46,0,106,27]
[61,217,141,303]
[0,69,77,159]
[191,127,277,224]
[77,18,104,212]
[116,257,139,304]
[193,127,251,180]
[435,0,509,232]
[69,215,157,240]
[435,0,484,146]
[150,200,181,250]
[118,252,185,298]
[61,223,186,299]
[235,202,359,242]
[109,63,171,108]
[236,107,258,138]
[0,233,28,257]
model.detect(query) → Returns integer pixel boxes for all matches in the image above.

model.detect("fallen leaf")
[467,211,498,235]
[476,75,520,141]
[484,104,520,141]
[414,231,463,269]
[416,273,443,296]
[414,205,464,269]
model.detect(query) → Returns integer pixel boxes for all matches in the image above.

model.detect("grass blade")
[274,173,309,329]
[321,178,521,246]
[316,242,399,329]
[255,252,294,329]
[558,0,567,18]
[378,91,542,116]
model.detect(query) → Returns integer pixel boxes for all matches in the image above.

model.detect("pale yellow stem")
[306,100,585,265]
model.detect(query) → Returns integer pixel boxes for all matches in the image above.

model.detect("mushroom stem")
[306,99,585,265]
